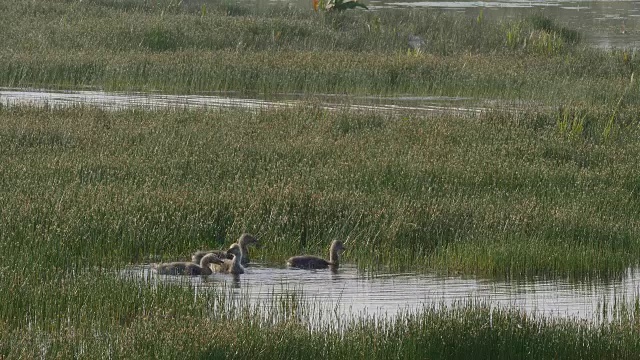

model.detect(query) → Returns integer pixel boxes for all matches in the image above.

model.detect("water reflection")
[121,263,640,323]
[267,0,640,49]
[0,87,487,115]
[369,0,640,49]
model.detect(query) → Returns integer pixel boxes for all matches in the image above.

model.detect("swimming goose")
[286,240,345,270]
[211,243,245,275]
[154,253,222,276]
[192,233,259,266]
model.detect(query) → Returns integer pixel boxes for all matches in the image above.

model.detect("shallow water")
[0,87,489,115]
[382,0,640,49]
[275,0,640,49]
[121,263,640,323]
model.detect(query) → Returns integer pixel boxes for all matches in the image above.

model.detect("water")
[276,0,640,49]
[0,87,491,115]
[121,263,640,323]
[377,0,640,49]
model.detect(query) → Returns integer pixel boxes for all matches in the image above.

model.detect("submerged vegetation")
[3,0,640,357]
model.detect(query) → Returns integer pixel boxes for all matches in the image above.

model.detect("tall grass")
[0,0,638,104]
[2,105,640,277]
[2,269,640,359]
[4,1,640,357]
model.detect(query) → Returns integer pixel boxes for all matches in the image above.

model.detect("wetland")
[3,0,640,358]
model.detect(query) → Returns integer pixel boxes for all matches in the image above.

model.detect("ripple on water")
[120,263,640,323]
[0,88,487,115]
[370,0,640,49]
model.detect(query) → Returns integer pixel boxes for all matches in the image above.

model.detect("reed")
[2,105,640,278]
[2,268,640,359]
[3,1,640,356]
[0,0,638,105]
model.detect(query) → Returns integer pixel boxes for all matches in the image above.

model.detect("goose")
[154,253,222,276]
[192,233,259,266]
[407,34,426,52]
[286,240,345,270]
[211,243,245,275]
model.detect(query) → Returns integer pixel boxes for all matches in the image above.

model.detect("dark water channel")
[122,263,640,324]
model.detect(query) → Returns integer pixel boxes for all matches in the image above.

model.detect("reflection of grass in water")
[0,0,639,106]
[3,105,640,278]
[2,271,640,358]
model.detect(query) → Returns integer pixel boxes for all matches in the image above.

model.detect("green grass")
[0,0,638,105]
[2,105,640,277]
[3,270,640,359]
[4,0,640,357]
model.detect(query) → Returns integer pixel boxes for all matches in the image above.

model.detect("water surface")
[121,263,640,323]
[0,87,488,115]
[272,0,640,49]
[380,0,640,49]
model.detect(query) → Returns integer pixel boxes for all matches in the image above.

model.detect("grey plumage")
[192,233,259,266]
[211,244,245,275]
[287,240,345,270]
[154,253,222,276]
[407,34,426,52]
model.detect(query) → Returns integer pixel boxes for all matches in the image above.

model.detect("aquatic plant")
[505,16,576,56]
[604,72,636,141]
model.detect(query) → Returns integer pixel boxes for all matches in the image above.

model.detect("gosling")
[154,253,222,276]
[211,243,245,275]
[286,240,345,270]
[192,233,259,266]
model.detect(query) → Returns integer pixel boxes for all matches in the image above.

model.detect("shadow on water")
[121,263,640,324]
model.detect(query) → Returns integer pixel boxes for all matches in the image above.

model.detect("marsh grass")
[3,103,640,358]
[1,0,639,105]
[3,105,640,277]
[3,268,640,359]
[4,0,640,356]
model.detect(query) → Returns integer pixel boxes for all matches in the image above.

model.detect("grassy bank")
[2,270,640,359]
[0,0,638,105]
[2,105,640,277]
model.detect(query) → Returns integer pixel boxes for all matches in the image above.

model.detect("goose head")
[238,233,260,248]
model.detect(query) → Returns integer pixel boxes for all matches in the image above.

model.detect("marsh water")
[274,0,640,49]
[378,0,640,49]
[121,263,640,324]
[0,87,489,115]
